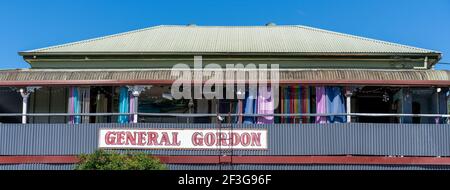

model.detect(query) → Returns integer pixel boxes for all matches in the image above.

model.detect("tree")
[75,150,167,170]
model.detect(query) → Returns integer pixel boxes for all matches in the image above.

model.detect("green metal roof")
[20,25,440,56]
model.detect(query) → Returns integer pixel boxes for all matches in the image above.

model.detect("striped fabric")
[280,86,311,123]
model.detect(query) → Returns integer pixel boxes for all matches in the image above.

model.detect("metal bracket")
[19,86,41,98]
[126,85,151,97]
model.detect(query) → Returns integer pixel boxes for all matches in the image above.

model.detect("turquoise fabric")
[118,87,129,123]
[73,87,81,124]
[243,90,257,124]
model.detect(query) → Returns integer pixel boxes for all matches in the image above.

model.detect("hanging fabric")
[280,86,311,124]
[129,94,135,122]
[73,87,81,124]
[325,87,347,123]
[290,86,297,123]
[68,87,90,124]
[79,87,90,124]
[315,86,327,124]
[283,86,291,123]
[232,100,240,124]
[118,87,130,124]
[301,86,311,123]
[243,89,257,124]
[68,87,75,124]
[95,93,108,123]
[278,87,284,123]
[257,86,274,124]
[295,87,302,123]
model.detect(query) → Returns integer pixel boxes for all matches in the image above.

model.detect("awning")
[0,69,449,86]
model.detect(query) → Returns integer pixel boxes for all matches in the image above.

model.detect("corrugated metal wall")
[166,164,450,170]
[1,123,450,156]
[1,164,450,170]
[0,164,75,170]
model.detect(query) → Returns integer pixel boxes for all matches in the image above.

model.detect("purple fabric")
[68,87,74,124]
[129,94,135,122]
[257,86,274,124]
[315,86,327,124]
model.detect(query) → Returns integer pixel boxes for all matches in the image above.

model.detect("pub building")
[1,24,450,170]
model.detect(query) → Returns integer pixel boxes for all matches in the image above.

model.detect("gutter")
[18,51,442,57]
[20,52,442,66]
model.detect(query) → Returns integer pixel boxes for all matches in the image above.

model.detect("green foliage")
[75,150,167,170]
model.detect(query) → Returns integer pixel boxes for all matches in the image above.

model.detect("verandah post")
[127,85,150,123]
[19,87,41,124]
[345,87,354,123]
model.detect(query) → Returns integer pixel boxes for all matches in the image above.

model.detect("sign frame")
[98,128,269,151]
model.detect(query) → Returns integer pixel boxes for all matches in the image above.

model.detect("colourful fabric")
[279,86,311,124]
[129,94,135,121]
[301,86,311,123]
[233,100,240,123]
[325,87,347,123]
[68,87,89,124]
[118,87,130,124]
[243,89,257,124]
[290,87,296,122]
[315,86,327,124]
[257,86,274,124]
[280,87,286,123]
[68,87,74,124]
[80,88,90,124]
[284,87,290,123]
[95,94,108,123]
[73,87,81,124]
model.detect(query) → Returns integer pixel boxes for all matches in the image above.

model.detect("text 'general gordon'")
[98,129,268,150]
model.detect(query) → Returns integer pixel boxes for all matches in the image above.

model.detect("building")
[1,25,450,170]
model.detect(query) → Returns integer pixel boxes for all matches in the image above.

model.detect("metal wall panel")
[166,164,450,170]
[1,123,450,156]
[2,163,449,170]
[0,164,74,170]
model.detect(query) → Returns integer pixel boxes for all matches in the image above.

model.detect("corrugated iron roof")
[21,25,438,55]
[0,69,449,85]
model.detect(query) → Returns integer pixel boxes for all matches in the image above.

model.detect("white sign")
[98,129,268,150]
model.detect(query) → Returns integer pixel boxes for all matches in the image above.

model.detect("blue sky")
[0,0,449,69]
